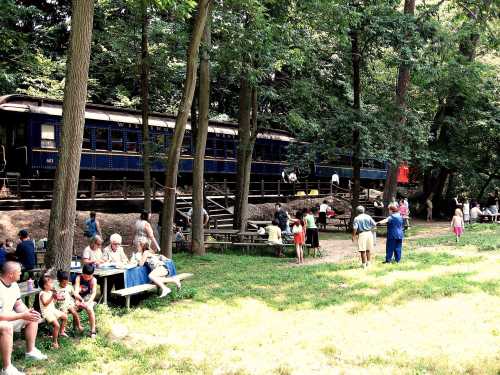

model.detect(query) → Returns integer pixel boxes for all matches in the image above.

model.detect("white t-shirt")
[319,203,329,213]
[0,279,21,313]
[82,246,103,262]
[470,207,481,219]
[288,173,297,182]
[331,174,339,184]
[103,245,128,264]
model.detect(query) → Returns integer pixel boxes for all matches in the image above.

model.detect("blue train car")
[0,95,387,183]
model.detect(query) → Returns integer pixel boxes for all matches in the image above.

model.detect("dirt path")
[300,220,451,266]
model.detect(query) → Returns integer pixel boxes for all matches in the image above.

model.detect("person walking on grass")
[377,204,404,263]
[352,206,376,268]
[451,209,465,243]
[292,214,305,264]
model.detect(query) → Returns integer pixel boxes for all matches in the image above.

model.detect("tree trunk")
[233,78,257,231]
[192,6,211,256]
[46,0,94,271]
[350,29,361,220]
[140,0,152,212]
[383,0,416,210]
[160,0,211,257]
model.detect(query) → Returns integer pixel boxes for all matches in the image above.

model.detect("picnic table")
[19,281,41,307]
[479,213,499,223]
[336,215,351,231]
[70,260,177,305]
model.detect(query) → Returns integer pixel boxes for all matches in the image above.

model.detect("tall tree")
[350,27,362,219]
[46,0,94,270]
[140,0,152,212]
[160,0,211,257]
[233,77,258,230]
[191,4,212,255]
[383,0,416,207]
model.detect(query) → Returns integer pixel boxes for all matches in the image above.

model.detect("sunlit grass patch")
[410,223,500,251]
[14,225,500,374]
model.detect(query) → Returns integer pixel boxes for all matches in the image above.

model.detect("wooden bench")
[206,241,232,252]
[231,242,311,256]
[112,273,193,309]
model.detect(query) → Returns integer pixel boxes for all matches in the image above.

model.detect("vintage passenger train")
[0,95,387,183]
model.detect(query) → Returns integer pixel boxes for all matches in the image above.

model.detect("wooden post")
[293,182,296,196]
[213,217,218,229]
[152,177,157,200]
[16,176,20,200]
[122,177,128,200]
[305,181,309,196]
[261,179,264,197]
[330,181,333,196]
[90,176,96,200]
[277,179,281,197]
[317,181,321,195]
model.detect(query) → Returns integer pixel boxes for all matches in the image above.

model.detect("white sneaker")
[25,347,47,361]
[1,365,25,375]
[159,287,171,298]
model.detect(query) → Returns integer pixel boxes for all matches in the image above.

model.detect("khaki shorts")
[0,319,28,332]
[357,231,374,252]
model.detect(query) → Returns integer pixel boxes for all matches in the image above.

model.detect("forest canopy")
[1,0,499,199]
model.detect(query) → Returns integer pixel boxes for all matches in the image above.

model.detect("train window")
[204,137,215,157]
[278,144,287,161]
[41,124,55,149]
[215,139,225,158]
[111,130,123,151]
[150,133,166,153]
[254,143,269,161]
[181,135,191,155]
[226,141,235,158]
[95,128,108,151]
[82,128,91,150]
[126,132,138,152]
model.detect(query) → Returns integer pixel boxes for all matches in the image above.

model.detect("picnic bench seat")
[112,273,193,309]
[206,241,232,252]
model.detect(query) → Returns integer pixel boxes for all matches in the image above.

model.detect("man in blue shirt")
[15,229,36,273]
[377,204,404,263]
[352,206,376,268]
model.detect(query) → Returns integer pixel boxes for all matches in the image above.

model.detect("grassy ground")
[15,224,500,374]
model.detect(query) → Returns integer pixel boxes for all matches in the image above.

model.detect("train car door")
[0,112,28,175]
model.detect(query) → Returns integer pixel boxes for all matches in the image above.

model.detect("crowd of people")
[0,210,184,375]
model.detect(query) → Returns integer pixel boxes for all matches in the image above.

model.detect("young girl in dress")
[292,212,305,264]
[39,274,68,348]
[451,209,465,242]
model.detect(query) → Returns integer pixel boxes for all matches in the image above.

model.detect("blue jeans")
[386,239,403,262]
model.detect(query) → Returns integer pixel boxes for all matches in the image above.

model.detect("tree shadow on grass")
[369,251,483,277]
[173,253,500,312]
